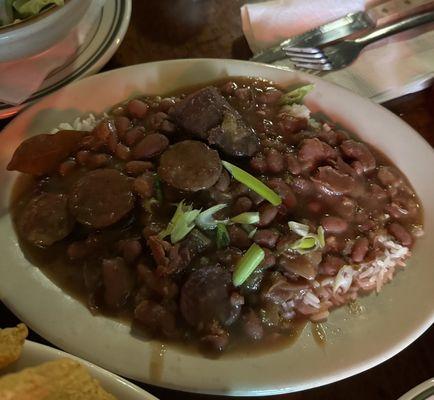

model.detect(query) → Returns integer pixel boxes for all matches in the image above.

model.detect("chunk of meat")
[297,138,336,169]
[18,193,74,247]
[340,140,376,173]
[158,140,222,192]
[208,111,260,156]
[278,253,320,281]
[102,257,133,309]
[170,86,259,156]
[312,166,356,195]
[180,265,239,328]
[134,300,178,338]
[69,169,134,228]
[7,130,85,175]
[170,87,226,136]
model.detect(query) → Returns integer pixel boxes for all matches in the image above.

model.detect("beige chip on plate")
[0,324,28,369]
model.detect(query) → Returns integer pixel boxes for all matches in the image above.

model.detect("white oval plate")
[1,340,158,399]
[0,59,433,396]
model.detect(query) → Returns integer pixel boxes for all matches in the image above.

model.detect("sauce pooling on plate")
[9,78,423,354]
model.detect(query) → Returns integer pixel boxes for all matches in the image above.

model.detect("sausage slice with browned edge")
[18,193,74,247]
[158,140,222,192]
[69,169,134,228]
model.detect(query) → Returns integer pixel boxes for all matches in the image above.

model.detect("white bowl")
[0,59,433,396]
[1,340,158,399]
[0,0,93,62]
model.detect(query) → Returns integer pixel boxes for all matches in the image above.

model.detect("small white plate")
[0,59,433,396]
[0,0,131,119]
[1,340,158,400]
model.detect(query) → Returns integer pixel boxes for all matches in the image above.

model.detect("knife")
[251,0,434,63]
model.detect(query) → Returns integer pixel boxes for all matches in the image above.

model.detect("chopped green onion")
[242,224,258,239]
[287,222,326,255]
[222,161,281,206]
[231,212,260,225]
[216,223,230,249]
[13,0,64,18]
[288,221,310,237]
[233,244,265,287]
[196,204,228,230]
[158,201,200,243]
[279,84,314,105]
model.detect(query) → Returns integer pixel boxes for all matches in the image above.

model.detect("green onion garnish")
[287,221,325,255]
[158,200,200,243]
[196,204,228,230]
[216,223,230,249]
[288,221,310,236]
[231,212,260,225]
[222,161,281,206]
[154,175,163,203]
[279,84,314,105]
[232,243,265,287]
[317,226,325,248]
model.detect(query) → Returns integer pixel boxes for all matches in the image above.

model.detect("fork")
[284,11,434,71]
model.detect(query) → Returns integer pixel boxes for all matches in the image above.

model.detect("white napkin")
[0,0,105,106]
[241,0,434,102]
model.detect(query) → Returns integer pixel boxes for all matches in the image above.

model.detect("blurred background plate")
[0,0,131,119]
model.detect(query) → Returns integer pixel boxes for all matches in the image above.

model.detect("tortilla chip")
[0,324,28,369]
[0,358,117,399]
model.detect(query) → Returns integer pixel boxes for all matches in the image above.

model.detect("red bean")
[159,97,176,112]
[388,222,412,247]
[120,239,142,264]
[307,201,322,214]
[133,175,155,198]
[321,216,348,234]
[76,150,91,165]
[221,81,237,95]
[114,116,131,137]
[268,178,297,209]
[232,196,253,215]
[159,120,176,134]
[127,99,149,119]
[253,229,279,249]
[132,133,169,160]
[58,160,77,176]
[124,161,154,176]
[214,170,230,192]
[149,112,168,129]
[115,143,131,160]
[228,225,251,249]
[266,149,285,173]
[258,204,278,227]
[124,127,145,147]
[261,248,276,268]
[256,88,282,104]
[95,120,116,142]
[351,237,369,263]
[87,153,111,169]
[250,155,268,173]
[67,241,88,260]
[291,177,314,196]
[319,255,345,276]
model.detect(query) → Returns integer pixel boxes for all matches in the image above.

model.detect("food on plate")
[8,77,423,353]
[0,324,28,369]
[0,0,64,28]
[0,357,116,399]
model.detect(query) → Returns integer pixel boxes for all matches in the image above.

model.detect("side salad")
[0,0,64,28]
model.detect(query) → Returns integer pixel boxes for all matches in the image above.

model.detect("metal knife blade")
[251,11,375,63]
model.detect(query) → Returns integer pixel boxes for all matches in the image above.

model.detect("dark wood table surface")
[1,0,433,398]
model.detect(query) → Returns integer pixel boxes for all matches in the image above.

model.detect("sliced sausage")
[18,193,74,247]
[158,140,222,191]
[180,265,238,327]
[69,169,134,228]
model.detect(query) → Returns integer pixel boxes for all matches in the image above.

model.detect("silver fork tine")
[289,56,329,64]
[285,50,325,59]
[293,61,333,71]
[283,46,322,54]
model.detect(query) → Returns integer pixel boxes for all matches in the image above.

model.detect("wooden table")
[1,0,433,398]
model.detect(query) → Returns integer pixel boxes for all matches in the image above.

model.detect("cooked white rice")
[51,113,102,133]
